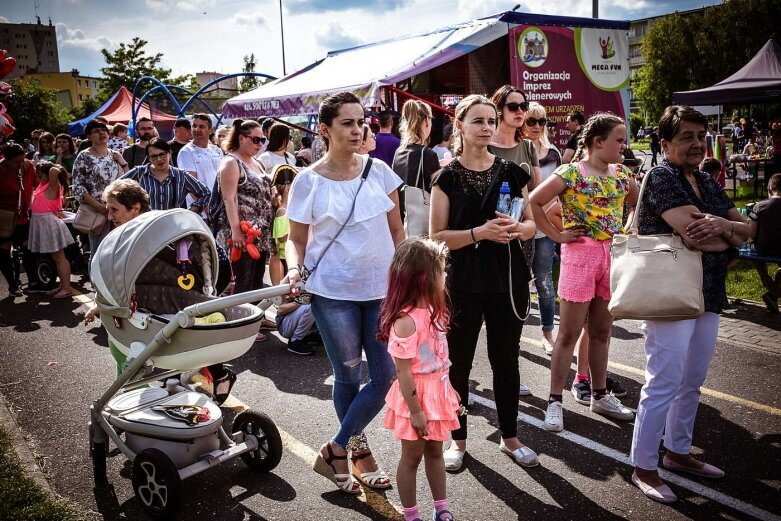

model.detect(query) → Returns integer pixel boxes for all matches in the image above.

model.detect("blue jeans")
[311,295,395,448]
[533,236,557,332]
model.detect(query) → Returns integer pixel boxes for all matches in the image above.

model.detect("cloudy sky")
[2,0,720,80]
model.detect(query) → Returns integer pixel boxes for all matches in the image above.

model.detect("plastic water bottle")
[496,182,512,214]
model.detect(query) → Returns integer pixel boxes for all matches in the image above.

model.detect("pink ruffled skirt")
[384,371,461,441]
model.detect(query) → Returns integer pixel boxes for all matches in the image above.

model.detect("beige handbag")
[73,203,107,236]
[608,170,704,321]
[403,148,430,237]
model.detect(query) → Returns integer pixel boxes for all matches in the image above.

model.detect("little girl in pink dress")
[379,238,460,521]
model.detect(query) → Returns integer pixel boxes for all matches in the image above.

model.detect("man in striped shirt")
[121,138,210,213]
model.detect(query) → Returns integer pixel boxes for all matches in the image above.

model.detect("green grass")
[726,260,775,301]
[0,427,88,521]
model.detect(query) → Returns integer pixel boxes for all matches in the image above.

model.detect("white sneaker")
[542,338,554,356]
[591,394,634,421]
[519,383,532,396]
[544,401,564,432]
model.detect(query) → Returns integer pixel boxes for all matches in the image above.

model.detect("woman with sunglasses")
[489,86,541,396]
[213,119,274,297]
[521,102,561,356]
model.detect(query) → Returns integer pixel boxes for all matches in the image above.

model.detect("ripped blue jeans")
[311,295,396,448]
[533,236,557,332]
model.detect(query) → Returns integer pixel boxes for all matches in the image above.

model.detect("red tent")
[68,86,178,137]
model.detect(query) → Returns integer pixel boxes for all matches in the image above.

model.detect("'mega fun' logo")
[599,35,615,59]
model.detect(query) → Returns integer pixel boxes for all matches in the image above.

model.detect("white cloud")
[175,0,217,13]
[227,10,268,27]
[0,16,9,23]
[314,22,363,51]
[55,22,117,52]
[145,0,168,12]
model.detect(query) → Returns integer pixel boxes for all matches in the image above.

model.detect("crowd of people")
[2,88,780,520]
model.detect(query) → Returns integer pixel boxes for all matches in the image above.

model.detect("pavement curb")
[0,391,55,495]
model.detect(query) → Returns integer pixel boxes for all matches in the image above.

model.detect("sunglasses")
[525,117,547,127]
[504,101,529,112]
[246,136,267,145]
[148,152,168,160]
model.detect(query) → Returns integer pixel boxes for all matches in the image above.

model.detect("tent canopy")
[223,11,630,119]
[223,17,508,118]
[67,86,177,137]
[673,39,781,105]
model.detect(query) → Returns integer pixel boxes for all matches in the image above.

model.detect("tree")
[98,37,192,103]
[634,13,697,122]
[240,53,259,92]
[70,95,102,121]
[7,79,72,140]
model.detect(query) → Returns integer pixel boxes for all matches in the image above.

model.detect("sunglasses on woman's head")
[246,136,267,145]
[504,101,529,112]
[526,117,547,127]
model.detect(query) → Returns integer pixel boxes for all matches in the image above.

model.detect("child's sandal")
[313,443,361,495]
[350,449,392,489]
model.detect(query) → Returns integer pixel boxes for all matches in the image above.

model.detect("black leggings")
[448,289,526,440]
[0,223,37,291]
[231,251,268,297]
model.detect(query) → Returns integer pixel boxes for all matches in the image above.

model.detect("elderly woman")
[430,94,539,471]
[286,92,404,494]
[630,106,750,503]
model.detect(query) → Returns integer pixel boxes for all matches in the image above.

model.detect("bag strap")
[414,147,425,189]
[307,157,372,275]
[16,169,23,214]
[628,164,674,233]
[479,158,505,212]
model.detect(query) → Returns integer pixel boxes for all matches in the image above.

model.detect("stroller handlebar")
[176,283,295,327]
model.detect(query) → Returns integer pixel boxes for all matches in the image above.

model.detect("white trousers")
[630,312,720,470]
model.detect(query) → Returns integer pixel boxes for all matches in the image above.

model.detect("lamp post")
[593,0,598,18]
[279,0,287,75]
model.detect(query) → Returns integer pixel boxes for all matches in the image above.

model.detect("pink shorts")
[558,237,611,303]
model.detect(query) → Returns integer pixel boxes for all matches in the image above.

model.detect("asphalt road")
[0,276,779,521]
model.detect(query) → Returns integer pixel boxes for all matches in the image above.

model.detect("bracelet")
[470,228,477,243]
[288,266,300,274]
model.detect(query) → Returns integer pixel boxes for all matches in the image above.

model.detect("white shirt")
[257,151,296,176]
[177,141,223,192]
[287,155,403,301]
[177,141,223,213]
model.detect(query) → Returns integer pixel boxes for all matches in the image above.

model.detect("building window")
[93,81,97,88]
[77,79,82,87]
[78,94,83,101]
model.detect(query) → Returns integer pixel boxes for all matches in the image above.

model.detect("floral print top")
[71,149,124,203]
[214,155,274,255]
[555,161,633,241]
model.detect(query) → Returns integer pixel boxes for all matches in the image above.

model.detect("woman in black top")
[392,99,440,236]
[430,94,539,471]
[630,106,750,503]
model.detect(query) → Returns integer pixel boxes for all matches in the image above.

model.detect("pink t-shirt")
[388,307,451,375]
[31,182,63,214]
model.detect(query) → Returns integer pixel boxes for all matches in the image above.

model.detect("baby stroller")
[88,209,290,519]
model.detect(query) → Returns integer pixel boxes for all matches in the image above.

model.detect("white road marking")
[469,392,781,521]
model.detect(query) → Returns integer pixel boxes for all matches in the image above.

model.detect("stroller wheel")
[131,448,182,520]
[88,422,108,487]
[233,410,283,472]
[36,255,58,287]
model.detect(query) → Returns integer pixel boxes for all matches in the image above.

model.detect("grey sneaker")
[571,379,591,405]
[544,401,564,432]
[591,394,634,421]
[519,383,532,396]
[287,339,315,356]
[606,376,627,398]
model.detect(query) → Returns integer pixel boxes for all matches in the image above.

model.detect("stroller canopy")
[92,210,219,318]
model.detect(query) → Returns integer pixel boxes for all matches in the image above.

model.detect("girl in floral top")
[530,112,639,433]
